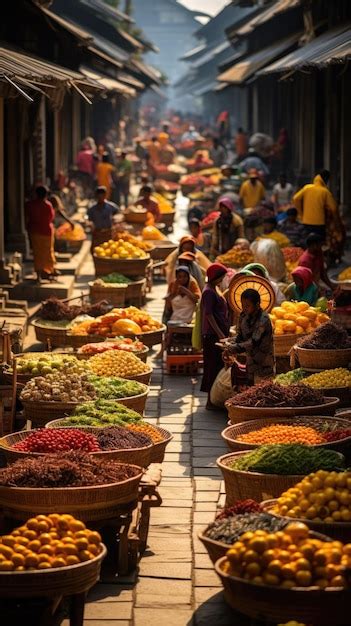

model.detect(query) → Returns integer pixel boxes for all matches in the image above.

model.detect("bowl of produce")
[89,280,127,307]
[216,445,345,506]
[270,301,330,356]
[93,239,150,278]
[78,338,149,362]
[215,522,351,625]
[294,322,351,369]
[225,382,339,423]
[86,349,152,385]
[3,353,86,384]
[55,223,86,252]
[0,451,143,520]
[32,319,70,348]
[263,468,351,542]
[45,400,143,428]
[87,376,149,414]
[0,514,106,597]
[0,427,153,468]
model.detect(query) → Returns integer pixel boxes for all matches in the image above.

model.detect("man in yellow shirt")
[239,168,266,209]
[293,170,336,239]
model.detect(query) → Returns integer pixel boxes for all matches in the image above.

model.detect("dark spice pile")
[227,381,325,407]
[97,426,152,450]
[205,513,287,544]
[39,296,112,321]
[297,322,351,350]
[0,451,140,487]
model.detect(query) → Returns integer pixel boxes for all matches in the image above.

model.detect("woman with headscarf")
[200,263,230,409]
[286,266,318,305]
[165,266,201,324]
[211,197,245,258]
[177,252,205,290]
[242,262,285,305]
[165,235,210,284]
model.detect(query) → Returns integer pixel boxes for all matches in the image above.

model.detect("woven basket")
[0,546,106,598]
[274,333,305,357]
[295,346,351,369]
[198,531,228,565]
[149,241,177,261]
[124,211,148,225]
[221,415,351,454]
[21,399,80,427]
[225,396,339,424]
[0,466,143,521]
[149,426,173,463]
[160,212,176,228]
[216,451,303,505]
[93,255,150,278]
[123,366,152,386]
[215,555,351,625]
[89,282,127,306]
[110,388,149,415]
[0,429,153,468]
[125,278,146,301]
[32,320,68,348]
[263,499,351,544]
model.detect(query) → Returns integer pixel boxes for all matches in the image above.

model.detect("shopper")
[211,197,245,257]
[25,186,57,282]
[239,169,266,209]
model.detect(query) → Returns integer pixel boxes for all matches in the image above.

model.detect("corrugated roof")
[260,24,351,74]
[218,33,300,83]
[236,0,301,37]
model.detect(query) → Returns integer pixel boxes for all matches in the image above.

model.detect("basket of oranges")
[270,301,329,356]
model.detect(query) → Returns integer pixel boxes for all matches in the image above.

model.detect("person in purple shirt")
[200,263,230,409]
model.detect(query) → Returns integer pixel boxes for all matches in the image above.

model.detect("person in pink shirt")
[76,139,96,195]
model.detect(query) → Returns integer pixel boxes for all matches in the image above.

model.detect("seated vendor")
[165,265,201,324]
[286,266,319,306]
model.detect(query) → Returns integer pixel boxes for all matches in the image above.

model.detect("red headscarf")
[292,266,314,291]
[207,263,227,282]
[218,196,235,212]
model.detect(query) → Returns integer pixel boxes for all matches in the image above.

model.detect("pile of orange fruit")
[71,306,162,337]
[269,301,329,335]
[237,424,325,446]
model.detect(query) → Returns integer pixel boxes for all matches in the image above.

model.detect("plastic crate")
[166,353,203,375]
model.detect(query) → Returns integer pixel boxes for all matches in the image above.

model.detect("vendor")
[87,186,120,235]
[177,252,204,290]
[224,289,274,386]
[165,266,201,323]
[278,207,306,248]
[136,185,161,223]
[239,168,266,209]
[210,197,245,257]
[165,235,210,284]
[286,266,319,305]
[298,233,335,292]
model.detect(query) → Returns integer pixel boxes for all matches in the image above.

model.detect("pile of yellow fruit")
[152,193,174,214]
[142,225,166,241]
[270,301,329,335]
[70,307,162,336]
[303,368,351,389]
[94,240,147,259]
[115,232,153,251]
[216,247,254,268]
[0,514,102,571]
[338,267,351,281]
[273,470,351,523]
[222,521,349,589]
[88,350,149,378]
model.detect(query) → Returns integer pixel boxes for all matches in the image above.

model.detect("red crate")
[166,353,203,375]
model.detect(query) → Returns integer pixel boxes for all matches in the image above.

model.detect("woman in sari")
[25,186,60,282]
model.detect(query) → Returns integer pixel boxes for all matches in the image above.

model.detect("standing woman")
[25,186,57,282]
[200,263,230,409]
[210,197,245,258]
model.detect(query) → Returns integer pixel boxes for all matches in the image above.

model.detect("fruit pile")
[270,301,329,335]
[230,445,345,475]
[273,470,351,523]
[12,429,101,453]
[94,240,147,259]
[216,245,254,268]
[303,368,351,389]
[11,354,83,377]
[88,376,146,400]
[282,247,304,274]
[126,422,164,443]
[0,514,103,571]
[88,350,149,378]
[142,225,166,240]
[20,373,97,403]
[114,232,153,251]
[222,522,350,588]
[70,307,162,337]
[55,223,86,242]
[274,368,306,385]
[236,425,325,446]
[152,193,174,214]
[338,267,351,281]
[78,337,146,356]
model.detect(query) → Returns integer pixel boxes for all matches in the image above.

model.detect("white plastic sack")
[210,367,233,407]
[251,239,286,282]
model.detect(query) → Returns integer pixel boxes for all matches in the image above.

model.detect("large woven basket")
[125,278,146,301]
[0,546,106,598]
[124,211,148,224]
[0,465,143,521]
[93,255,150,278]
[21,399,81,427]
[225,396,339,424]
[149,426,173,463]
[77,344,149,363]
[215,554,351,626]
[216,451,303,505]
[295,346,351,369]
[221,415,351,454]
[149,241,177,261]
[160,212,176,228]
[198,531,228,565]
[123,366,152,386]
[263,499,351,543]
[32,320,68,348]
[89,282,127,306]
[114,388,149,414]
[274,333,306,357]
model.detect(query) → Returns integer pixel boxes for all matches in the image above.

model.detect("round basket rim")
[88,281,128,290]
[295,346,351,354]
[262,499,351,530]
[32,319,71,330]
[224,396,340,412]
[228,274,275,315]
[67,324,166,339]
[93,254,150,262]
[216,451,304,480]
[0,545,107,578]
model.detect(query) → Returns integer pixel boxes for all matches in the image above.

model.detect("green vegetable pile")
[231,444,345,475]
[100,272,130,284]
[274,368,306,386]
[88,375,146,399]
[70,399,142,425]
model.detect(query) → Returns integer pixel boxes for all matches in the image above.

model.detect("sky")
[178,0,230,16]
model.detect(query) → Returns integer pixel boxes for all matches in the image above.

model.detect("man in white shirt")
[273,173,293,213]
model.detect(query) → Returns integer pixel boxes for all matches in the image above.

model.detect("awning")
[191,40,232,69]
[218,33,301,83]
[181,43,207,61]
[235,0,302,38]
[81,67,136,97]
[117,72,145,90]
[260,24,351,75]
[79,0,133,23]
[39,6,94,45]
[193,80,218,97]
[129,58,161,84]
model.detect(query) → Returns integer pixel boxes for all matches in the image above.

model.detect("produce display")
[38,296,111,322]
[87,350,149,378]
[70,307,162,337]
[216,245,254,268]
[338,267,351,281]
[66,400,142,425]
[55,223,86,242]
[151,194,174,214]
[93,272,130,284]
[222,522,350,588]
[141,225,166,240]
[126,422,164,443]
[216,500,263,519]
[272,470,351,523]
[0,514,103,571]
[226,382,325,408]
[95,426,151,450]
[20,373,97,403]
[78,337,146,356]
[303,368,351,389]
[10,354,83,377]
[270,301,329,335]
[205,512,286,545]
[282,247,304,274]
[12,429,101,453]
[94,240,148,259]
[274,369,306,385]
[236,425,325,446]
[88,376,146,399]
[0,451,140,487]
[114,232,153,252]
[297,322,351,350]
[201,211,220,229]
[230,445,345,475]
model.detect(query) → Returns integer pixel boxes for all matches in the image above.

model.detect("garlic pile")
[20,373,97,403]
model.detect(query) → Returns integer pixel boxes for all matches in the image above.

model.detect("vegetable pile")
[272,469,351,523]
[297,322,351,350]
[230,445,345,475]
[274,368,306,386]
[95,272,130,284]
[303,368,351,389]
[38,296,111,321]
[227,382,325,408]
[78,338,146,356]
[236,425,325,446]
[60,400,142,426]
[20,373,97,403]
[126,423,164,443]
[222,522,349,588]
[0,514,103,571]
[205,512,286,545]
[12,430,101,453]
[270,301,329,336]
[95,426,151,450]
[88,376,146,399]
[88,350,149,378]
[0,451,140,487]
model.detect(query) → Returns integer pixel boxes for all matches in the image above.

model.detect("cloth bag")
[170,295,195,324]
[210,367,233,407]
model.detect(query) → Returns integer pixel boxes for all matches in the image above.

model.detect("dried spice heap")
[39,296,111,321]
[297,322,351,350]
[227,381,325,408]
[96,426,152,450]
